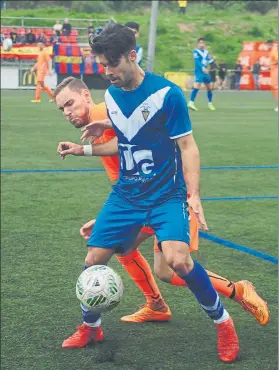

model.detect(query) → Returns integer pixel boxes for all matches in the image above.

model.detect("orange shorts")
[140,207,199,253]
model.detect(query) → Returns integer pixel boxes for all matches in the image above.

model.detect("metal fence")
[1,15,114,31]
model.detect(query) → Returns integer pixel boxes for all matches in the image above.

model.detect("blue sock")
[207,90,213,103]
[181,261,227,321]
[81,265,101,326]
[190,88,199,102]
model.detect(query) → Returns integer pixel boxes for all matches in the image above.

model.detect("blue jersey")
[105,72,192,207]
[193,48,213,75]
[136,45,143,66]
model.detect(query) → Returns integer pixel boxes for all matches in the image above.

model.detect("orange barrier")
[237,41,278,90]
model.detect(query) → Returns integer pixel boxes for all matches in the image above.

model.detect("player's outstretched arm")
[57,136,119,160]
[177,134,208,231]
[57,141,84,160]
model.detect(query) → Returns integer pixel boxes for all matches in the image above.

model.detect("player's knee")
[166,252,193,275]
[85,251,98,267]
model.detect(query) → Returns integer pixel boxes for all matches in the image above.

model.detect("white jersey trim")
[105,86,171,142]
[170,130,192,139]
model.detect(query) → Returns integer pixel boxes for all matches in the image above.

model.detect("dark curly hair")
[89,23,136,66]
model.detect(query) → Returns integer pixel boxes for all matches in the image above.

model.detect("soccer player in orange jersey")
[55,76,269,331]
[267,40,278,112]
[31,42,55,103]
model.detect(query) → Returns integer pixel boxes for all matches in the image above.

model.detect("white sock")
[84,317,101,328]
[214,309,230,324]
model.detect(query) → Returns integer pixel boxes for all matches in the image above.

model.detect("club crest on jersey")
[141,104,150,122]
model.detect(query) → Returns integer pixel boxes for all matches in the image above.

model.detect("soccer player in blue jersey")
[188,37,216,111]
[57,23,239,362]
[125,22,143,67]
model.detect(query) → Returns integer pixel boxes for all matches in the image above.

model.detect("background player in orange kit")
[30,42,55,103]
[267,40,278,112]
[55,76,269,326]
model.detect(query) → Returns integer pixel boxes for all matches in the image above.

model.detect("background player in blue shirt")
[125,21,143,67]
[57,23,239,363]
[188,37,216,111]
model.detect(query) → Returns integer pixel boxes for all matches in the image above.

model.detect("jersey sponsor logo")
[118,143,155,179]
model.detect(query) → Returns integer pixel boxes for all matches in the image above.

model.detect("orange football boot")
[216,317,240,363]
[234,280,270,326]
[120,300,171,323]
[62,323,104,348]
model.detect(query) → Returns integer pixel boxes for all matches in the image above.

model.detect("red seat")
[69,36,77,44]
[17,28,25,34]
[1,27,8,33]
[8,28,15,33]
[70,29,78,36]
[35,28,43,35]
[45,28,53,36]
[60,36,69,43]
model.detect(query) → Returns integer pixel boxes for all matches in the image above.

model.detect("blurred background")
[0,0,278,90]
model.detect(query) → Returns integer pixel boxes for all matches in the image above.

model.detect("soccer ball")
[76,265,124,313]
[3,38,13,51]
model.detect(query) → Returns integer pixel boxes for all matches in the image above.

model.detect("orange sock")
[116,249,163,303]
[44,86,54,99]
[171,273,186,286]
[206,270,236,299]
[170,269,235,299]
[35,84,42,100]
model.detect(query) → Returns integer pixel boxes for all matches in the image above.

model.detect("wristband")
[83,145,93,156]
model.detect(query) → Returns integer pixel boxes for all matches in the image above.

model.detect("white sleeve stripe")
[170,130,192,139]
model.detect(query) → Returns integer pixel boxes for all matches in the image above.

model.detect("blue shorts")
[88,191,190,253]
[195,73,211,84]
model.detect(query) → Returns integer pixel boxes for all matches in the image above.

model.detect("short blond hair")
[54,77,89,98]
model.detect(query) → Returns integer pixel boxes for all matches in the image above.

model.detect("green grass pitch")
[1,89,278,370]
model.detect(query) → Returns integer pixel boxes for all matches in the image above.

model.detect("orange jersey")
[35,50,51,77]
[90,102,120,181]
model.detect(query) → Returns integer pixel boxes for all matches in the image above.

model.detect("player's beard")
[69,104,91,128]
[120,71,136,90]
[70,111,90,128]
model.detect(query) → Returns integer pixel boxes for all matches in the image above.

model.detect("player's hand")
[202,67,208,74]
[188,195,208,231]
[80,219,96,241]
[57,141,84,160]
[80,119,112,144]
